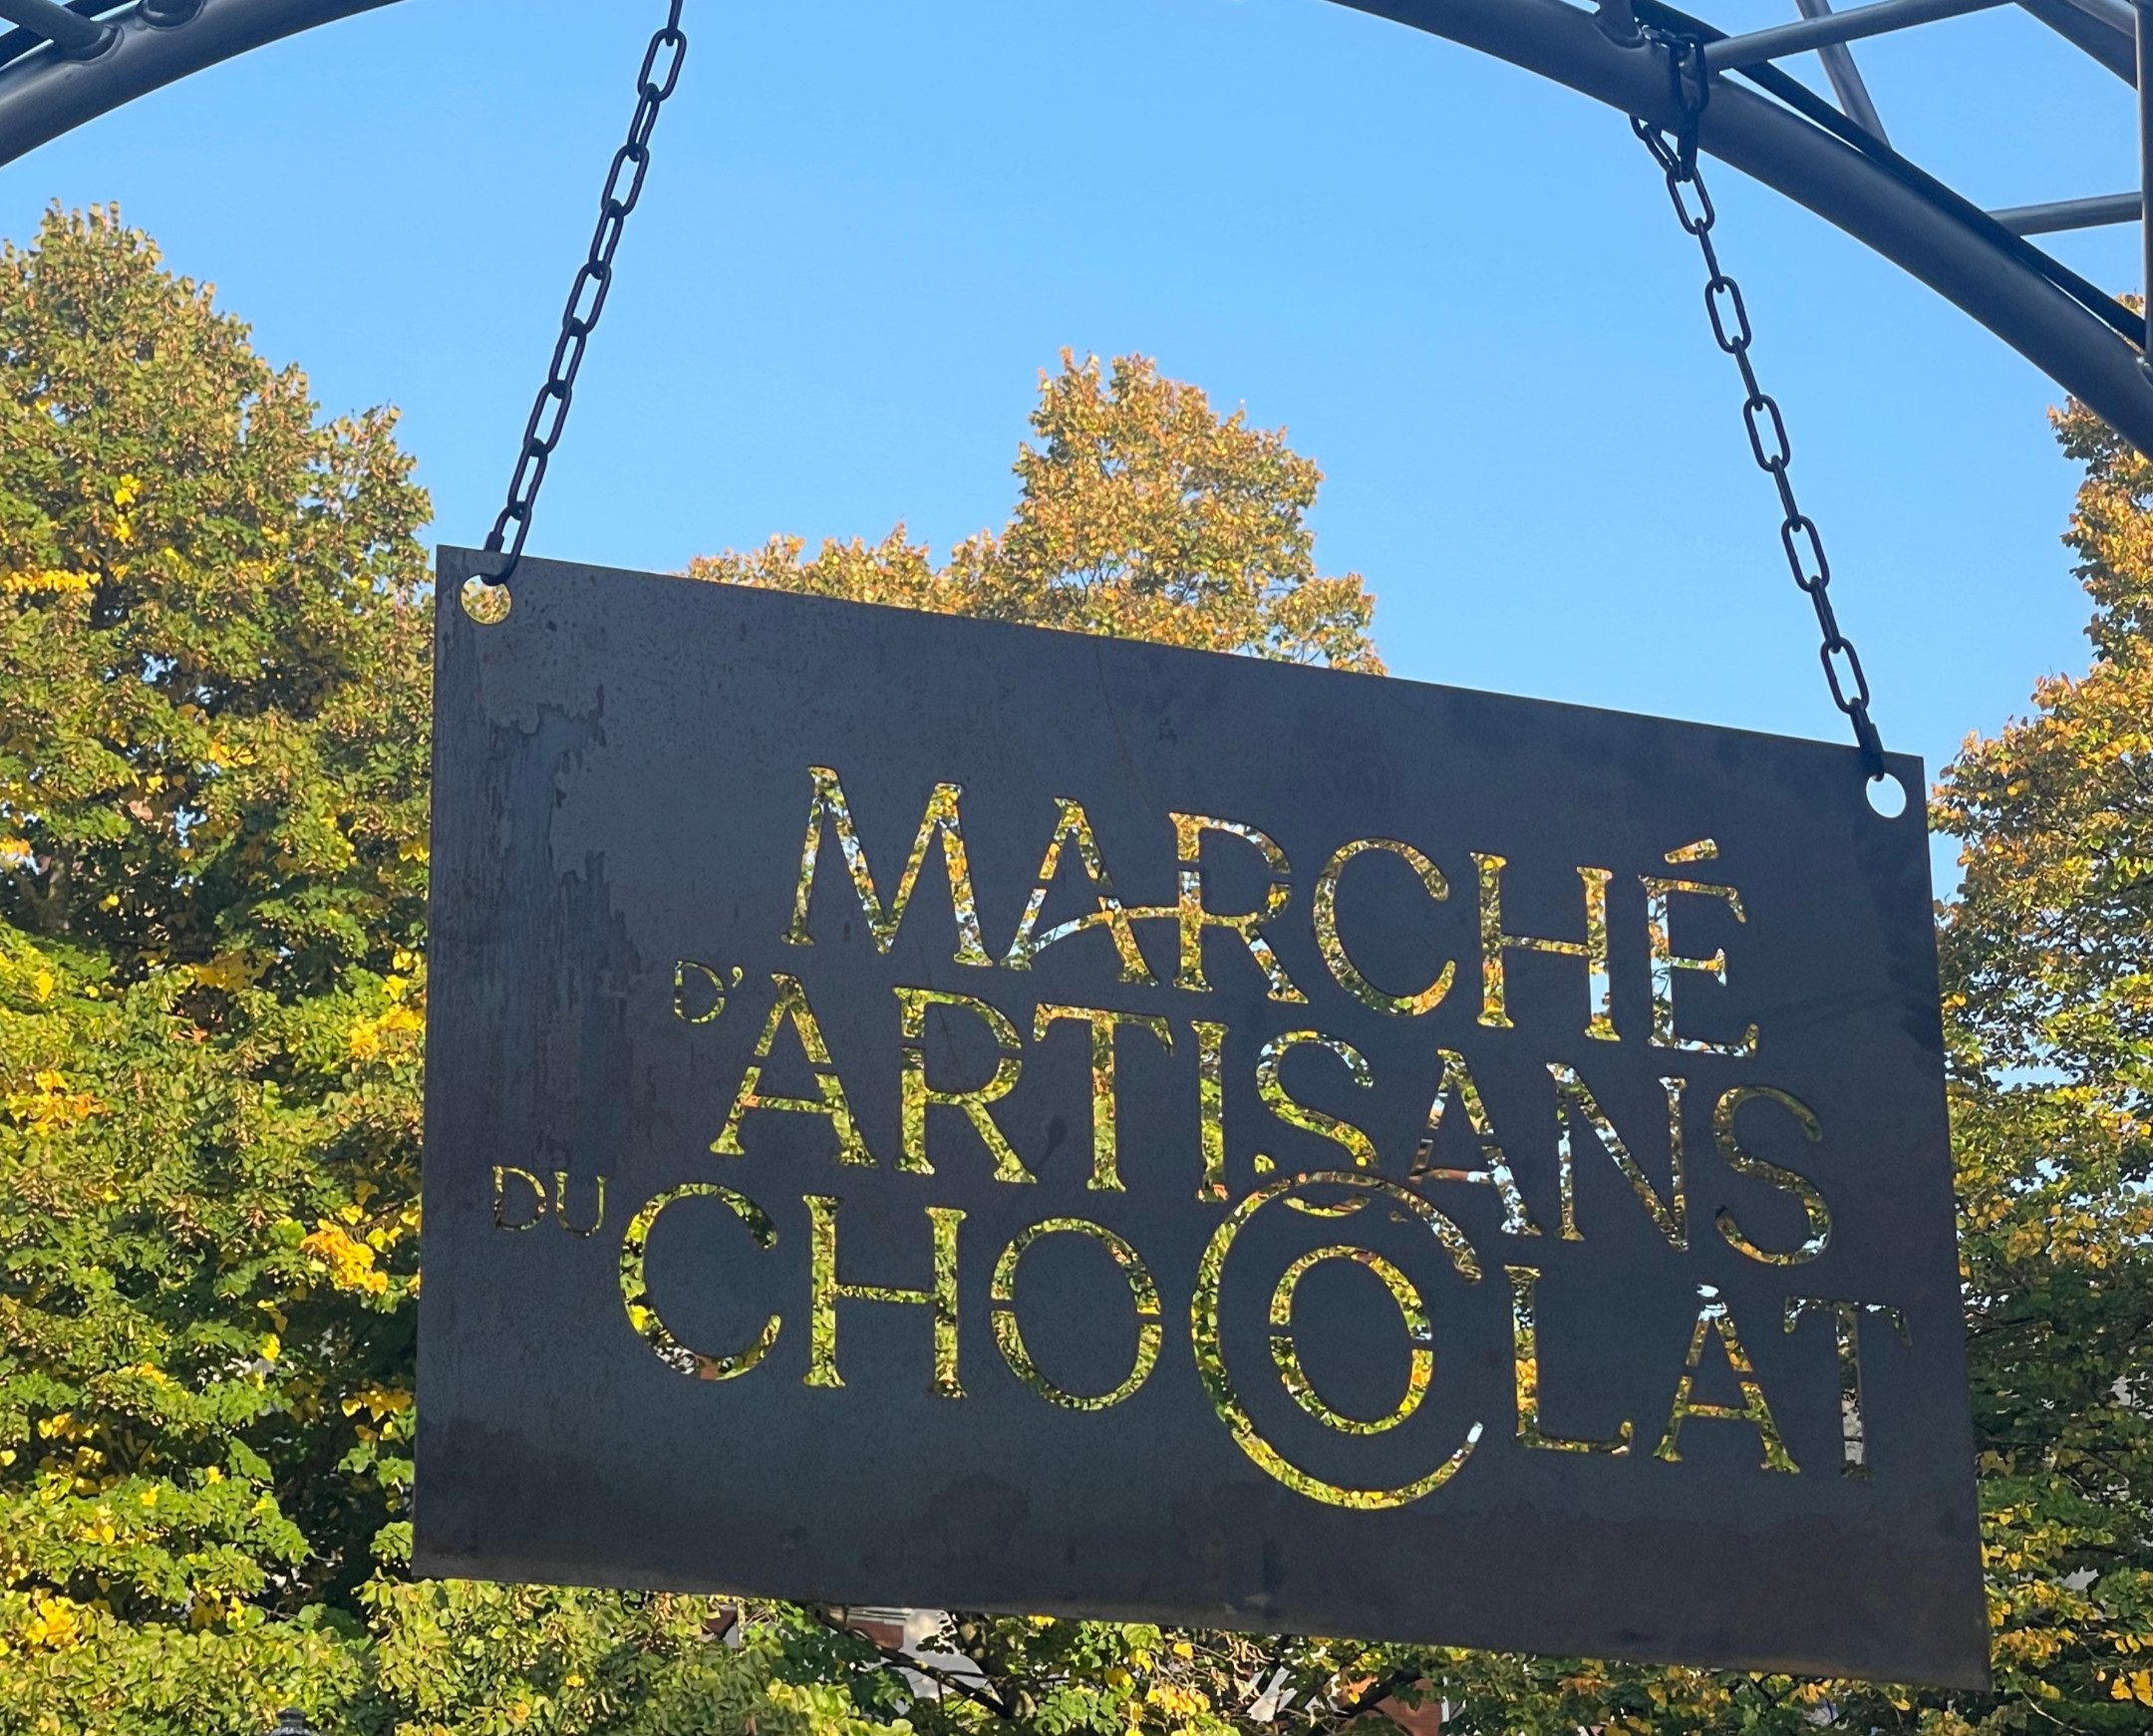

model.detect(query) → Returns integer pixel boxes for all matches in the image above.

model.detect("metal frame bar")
[2015,0,2135,79]
[1992,190,2141,232]
[0,0,395,163]
[1338,0,2153,450]
[1793,0,1891,141]
[0,0,2145,451]
[1703,0,2007,71]
[2138,0,2152,353]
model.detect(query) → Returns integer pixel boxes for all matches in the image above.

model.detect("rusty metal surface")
[418,547,1987,1687]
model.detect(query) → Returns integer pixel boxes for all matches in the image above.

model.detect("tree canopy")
[688,350,1383,675]
[1,205,2149,1736]
[0,212,1389,1734]
[1928,398,2153,1728]
[0,204,432,1732]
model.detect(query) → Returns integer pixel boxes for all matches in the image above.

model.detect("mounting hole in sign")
[1866,770,1910,819]
[461,576,511,625]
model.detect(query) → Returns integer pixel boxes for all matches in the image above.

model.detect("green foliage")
[1387,397,2153,1736]
[0,213,1403,1734]
[0,211,430,993]
[0,205,430,1734]
[4,203,2150,1736]
[689,351,1384,675]
[1925,397,2153,1728]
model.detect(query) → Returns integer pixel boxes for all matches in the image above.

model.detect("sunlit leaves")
[7,206,2148,1735]
[0,207,434,1733]
[689,352,1383,676]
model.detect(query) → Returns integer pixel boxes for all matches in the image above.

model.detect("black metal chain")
[1632,33,1887,781]
[478,0,689,592]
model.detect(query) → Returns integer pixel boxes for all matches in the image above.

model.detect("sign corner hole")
[1866,770,1910,819]
[461,576,511,626]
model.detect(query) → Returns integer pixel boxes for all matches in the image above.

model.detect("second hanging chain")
[1633,33,1888,782]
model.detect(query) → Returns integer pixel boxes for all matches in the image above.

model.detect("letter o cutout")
[1268,1244,1433,1436]
[990,1216,1163,1410]
[1191,1172,1484,1509]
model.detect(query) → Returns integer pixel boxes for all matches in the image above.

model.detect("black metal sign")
[418,547,1987,1688]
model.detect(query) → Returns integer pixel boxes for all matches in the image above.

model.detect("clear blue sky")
[5,0,2139,827]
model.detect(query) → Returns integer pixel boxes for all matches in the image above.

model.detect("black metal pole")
[0,0,113,59]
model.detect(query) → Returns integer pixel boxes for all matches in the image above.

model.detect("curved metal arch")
[2,0,2151,450]
[0,0,397,162]
[1346,0,2153,447]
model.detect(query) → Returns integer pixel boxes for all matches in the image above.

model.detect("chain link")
[1633,33,1887,781]
[479,0,689,590]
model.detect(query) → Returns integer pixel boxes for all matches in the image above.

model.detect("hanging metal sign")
[417,547,1987,1688]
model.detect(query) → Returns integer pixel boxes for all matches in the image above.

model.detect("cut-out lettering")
[1410,1047,1541,1237]
[673,959,741,1024]
[1256,1030,1379,1175]
[713,973,873,1166]
[552,1170,605,1238]
[1550,1061,1687,1249]
[1033,1004,1173,1191]
[1506,1266,1632,1454]
[492,1165,547,1231]
[896,987,1032,1183]
[618,1183,780,1380]
[784,766,991,966]
[1191,1173,1483,1509]
[1784,1296,1911,1477]
[990,1217,1161,1410]
[1312,838,1454,1016]
[1172,812,1307,1002]
[1713,1085,1831,1266]
[1001,797,1159,985]
[804,1194,965,1398]
[1475,854,1616,1041]
[1656,1283,1798,1473]
[1269,1245,1432,1435]
[1645,864,1759,1057]
[1193,1018,1229,1203]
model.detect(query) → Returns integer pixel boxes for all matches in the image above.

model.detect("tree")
[0,203,435,1732]
[1388,398,2153,1736]
[1926,397,2153,1728]
[673,352,1407,1736]
[688,351,1383,675]
[0,214,1389,1735]
[695,402,2153,1736]
[9,201,2145,1736]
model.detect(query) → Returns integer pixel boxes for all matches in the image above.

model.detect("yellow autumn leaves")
[347,964,424,1063]
[298,1218,391,1298]
[691,353,1384,678]
[0,568,92,598]
[346,1004,421,1063]
[4,1068,100,1132]
[15,1592,81,1650]
[0,475,142,597]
